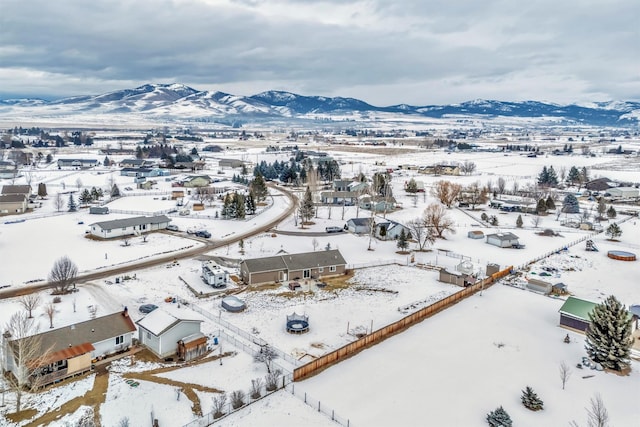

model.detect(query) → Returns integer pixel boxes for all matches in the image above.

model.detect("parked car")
[139,304,158,314]
[166,224,179,232]
[325,226,343,233]
[194,230,211,238]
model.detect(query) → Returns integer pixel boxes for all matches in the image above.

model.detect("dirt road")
[0,185,297,299]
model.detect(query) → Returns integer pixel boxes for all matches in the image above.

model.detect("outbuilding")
[486,232,520,248]
[558,296,598,332]
[136,308,204,358]
[346,217,373,234]
[605,187,639,199]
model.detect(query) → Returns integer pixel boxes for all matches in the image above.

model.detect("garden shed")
[558,297,598,332]
[467,230,484,239]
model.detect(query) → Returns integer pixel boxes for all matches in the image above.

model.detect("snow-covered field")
[1,134,639,426]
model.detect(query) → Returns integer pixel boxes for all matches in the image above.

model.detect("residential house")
[374,220,410,240]
[239,249,347,285]
[1,309,136,387]
[120,167,169,178]
[320,191,358,205]
[57,158,99,169]
[136,308,205,359]
[137,180,157,190]
[1,185,32,198]
[419,164,460,176]
[182,175,212,188]
[346,217,373,234]
[585,178,613,192]
[486,232,521,248]
[89,215,170,238]
[0,194,28,215]
[359,195,396,212]
[119,159,156,168]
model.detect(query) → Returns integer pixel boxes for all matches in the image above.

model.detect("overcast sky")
[1,0,639,105]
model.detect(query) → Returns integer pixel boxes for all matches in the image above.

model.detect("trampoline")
[286,312,309,334]
[221,296,246,312]
[607,250,636,261]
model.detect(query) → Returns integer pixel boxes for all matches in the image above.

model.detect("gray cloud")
[1,0,638,104]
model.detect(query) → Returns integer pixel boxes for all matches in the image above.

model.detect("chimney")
[123,306,128,317]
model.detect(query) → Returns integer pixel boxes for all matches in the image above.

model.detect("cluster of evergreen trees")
[231,174,251,185]
[79,187,104,204]
[537,166,559,187]
[503,144,540,152]
[221,191,256,219]
[253,157,341,184]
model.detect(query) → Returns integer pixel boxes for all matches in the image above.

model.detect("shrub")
[486,406,512,427]
[230,390,245,409]
[521,386,544,411]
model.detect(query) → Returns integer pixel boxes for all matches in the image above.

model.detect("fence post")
[318,401,321,412]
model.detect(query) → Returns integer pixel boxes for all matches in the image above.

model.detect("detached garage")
[136,308,204,358]
[558,296,598,332]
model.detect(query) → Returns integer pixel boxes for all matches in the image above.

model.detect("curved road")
[0,184,298,299]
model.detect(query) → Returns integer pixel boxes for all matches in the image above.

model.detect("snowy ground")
[1,138,639,426]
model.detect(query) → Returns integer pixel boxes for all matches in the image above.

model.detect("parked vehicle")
[325,226,343,233]
[166,225,179,232]
[194,230,211,238]
[139,304,158,314]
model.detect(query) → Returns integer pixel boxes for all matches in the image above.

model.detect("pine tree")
[516,214,523,228]
[537,166,549,186]
[250,173,268,202]
[521,386,544,411]
[605,223,621,240]
[546,166,559,187]
[37,183,47,199]
[597,198,607,218]
[606,205,616,219]
[111,184,120,198]
[67,194,77,212]
[298,186,315,226]
[561,194,580,213]
[235,192,246,219]
[397,229,408,251]
[486,406,512,427]
[103,156,110,167]
[585,295,633,371]
[245,191,256,215]
[80,188,92,204]
[567,166,581,185]
[545,195,555,211]
[405,178,418,194]
[536,198,547,214]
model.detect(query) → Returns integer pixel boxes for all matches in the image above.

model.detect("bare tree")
[75,177,83,190]
[422,203,456,239]
[212,393,227,419]
[230,390,246,409]
[3,311,51,412]
[559,361,572,390]
[19,294,41,318]
[497,177,506,195]
[461,181,488,209]
[54,193,64,212]
[512,180,519,196]
[265,368,282,392]
[431,181,462,208]
[254,345,278,373]
[587,394,609,427]
[250,377,263,399]
[407,218,436,251]
[530,215,542,228]
[48,256,78,294]
[460,160,477,175]
[121,236,131,247]
[312,238,319,252]
[44,303,56,328]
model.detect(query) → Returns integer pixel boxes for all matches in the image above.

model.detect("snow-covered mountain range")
[1,83,639,127]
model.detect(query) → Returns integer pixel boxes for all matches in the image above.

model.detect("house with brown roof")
[240,249,347,285]
[1,309,136,387]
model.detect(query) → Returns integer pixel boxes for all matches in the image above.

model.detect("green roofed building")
[558,296,598,332]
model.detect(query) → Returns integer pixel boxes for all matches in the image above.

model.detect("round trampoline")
[286,312,309,334]
[221,296,246,312]
[607,250,637,261]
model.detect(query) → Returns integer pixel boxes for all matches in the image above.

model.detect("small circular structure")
[286,312,309,334]
[221,295,246,312]
[607,250,636,261]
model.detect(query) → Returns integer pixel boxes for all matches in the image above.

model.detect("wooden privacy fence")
[293,266,513,381]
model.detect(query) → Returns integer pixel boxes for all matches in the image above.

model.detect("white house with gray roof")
[240,249,347,285]
[89,215,171,238]
[136,308,204,358]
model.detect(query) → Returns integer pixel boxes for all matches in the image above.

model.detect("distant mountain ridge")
[1,83,639,126]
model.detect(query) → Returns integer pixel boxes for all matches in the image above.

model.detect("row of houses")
[1,307,208,388]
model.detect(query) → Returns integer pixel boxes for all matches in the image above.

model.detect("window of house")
[318,267,324,273]
[303,269,311,279]
[116,335,124,345]
[146,332,151,340]
[330,266,336,272]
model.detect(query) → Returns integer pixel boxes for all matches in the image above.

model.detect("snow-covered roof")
[136,308,203,336]
[90,215,170,230]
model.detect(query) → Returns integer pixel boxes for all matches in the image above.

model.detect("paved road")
[0,184,297,299]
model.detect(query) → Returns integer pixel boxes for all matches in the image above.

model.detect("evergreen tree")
[606,205,616,219]
[537,166,549,186]
[111,184,121,198]
[561,194,580,213]
[516,214,523,228]
[486,406,512,427]
[605,223,621,240]
[103,156,111,167]
[405,178,418,194]
[37,183,47,198]
[546,166,559,187]
[79,188,92,204]
[521,386,544,411]
[585,295,633,371]
[396,229,409,251]
[250,173,268,202]
[567,166,581,185]
[46,153,53,163]
[235,192,246,219]
[67,194,77,212]
[136,145,144,159]
[579,166,589,187]
[545,195,555,211]
[597,198,607,218]
[298,186,315,226]
[536,198,547,214]
[245,191,256,215]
